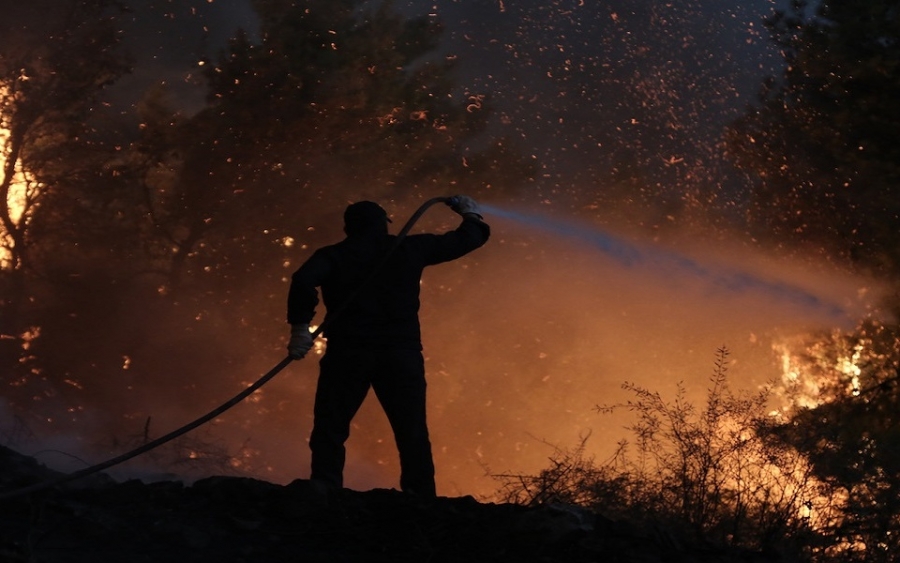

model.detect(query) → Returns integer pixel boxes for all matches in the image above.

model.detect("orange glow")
[770,327,871,418]
[1,87,42,270]
[210,211,879,499]
[0,186,883,506]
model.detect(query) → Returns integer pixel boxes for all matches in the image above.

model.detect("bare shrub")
[492,435,633,514]
[88,416,264,482]
[494,347,837,556]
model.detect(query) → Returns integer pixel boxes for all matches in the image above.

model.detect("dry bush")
[494,347,838,557]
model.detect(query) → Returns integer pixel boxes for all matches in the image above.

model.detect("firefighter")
[287,196,489,497]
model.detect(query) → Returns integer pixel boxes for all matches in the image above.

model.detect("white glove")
[288,324,314,359]
[449,195,482,219]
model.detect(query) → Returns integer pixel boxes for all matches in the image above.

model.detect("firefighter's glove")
[449,195,483,220]
[288,324,314,359]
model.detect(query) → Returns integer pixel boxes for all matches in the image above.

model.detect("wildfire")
[772,341,822,413]
[764,320,900,551]
[0,87,39,270]
[770,327,868,418]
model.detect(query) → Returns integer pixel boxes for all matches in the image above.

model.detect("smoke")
[1,198,879,499]
[184,200,874,498]
[480,204,857,322]
[405,203,877,496]
[2,0,886,500]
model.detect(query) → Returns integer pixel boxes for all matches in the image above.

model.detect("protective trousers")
[309,348,436,497]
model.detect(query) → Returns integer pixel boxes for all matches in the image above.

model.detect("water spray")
[0,196,461,501]
[480,203,852,321]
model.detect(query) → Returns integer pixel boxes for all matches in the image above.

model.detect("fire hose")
[0,196,460,501]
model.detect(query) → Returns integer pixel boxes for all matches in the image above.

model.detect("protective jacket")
[287,216,489,350]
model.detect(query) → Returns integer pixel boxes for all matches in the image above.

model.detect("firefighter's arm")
[286,250,331,358]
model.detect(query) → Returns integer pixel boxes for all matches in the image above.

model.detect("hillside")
[0,445,785,562]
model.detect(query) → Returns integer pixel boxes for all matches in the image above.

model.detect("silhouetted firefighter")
[287,197,489,496]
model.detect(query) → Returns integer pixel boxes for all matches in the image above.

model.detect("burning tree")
[0,1,129,271]
[769,319,900,562]
[723,6,900,554]
[0,1,130,404]
[724,5,900,555]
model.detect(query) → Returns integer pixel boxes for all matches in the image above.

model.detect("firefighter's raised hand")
[449,195,483,219]
[288,324,314,359]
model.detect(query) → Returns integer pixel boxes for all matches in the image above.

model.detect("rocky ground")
[0,446,787,563]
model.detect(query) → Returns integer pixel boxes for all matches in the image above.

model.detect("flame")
[772,341,822,413]
[770,328,868,417]
[837,345,862,397]
[0,88,40,269]
[710,412,839,530]
[764,325,894,544]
